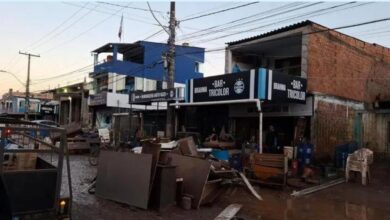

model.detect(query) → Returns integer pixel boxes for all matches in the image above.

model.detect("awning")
[170,99,261,111]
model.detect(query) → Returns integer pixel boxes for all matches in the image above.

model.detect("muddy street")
[65,155,390,220]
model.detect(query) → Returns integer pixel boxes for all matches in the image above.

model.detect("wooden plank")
[96,151,152,209]
[291,178,345,197]
[214,204,242,220]
[168,153,211,209]
[238,172,263,201]
[141,141,161,193]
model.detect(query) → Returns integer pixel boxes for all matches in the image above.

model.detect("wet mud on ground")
[64,155,390,220]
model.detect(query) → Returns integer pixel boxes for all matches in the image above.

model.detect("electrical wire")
[180,2,242,20]
[146,2,170,35]
[180,2,260,22]
[191,2,366,44]
[3,3,90,80]
[30,14,390,91]
[41,2,130,55]
[97,1,164,13]
[28,2,90,50]
[179,2,325,42]
[30,4,100,52]
[63,2,158,26]
[178,2,306,40]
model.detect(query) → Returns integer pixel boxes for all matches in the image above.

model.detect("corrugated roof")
[226,20,314,46]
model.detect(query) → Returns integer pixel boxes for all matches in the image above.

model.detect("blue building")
[0,89,56,120]
[88,41,205,129]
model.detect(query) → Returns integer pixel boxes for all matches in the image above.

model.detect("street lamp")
[0,70,25,86]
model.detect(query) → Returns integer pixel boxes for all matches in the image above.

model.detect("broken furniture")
[95,151,153,209]
[67,137,90,151]
[346,148,373,185]
[203,141,235,149]
[250,153,288,186]
[150,164,177,210]
[167,153,211,209]
[141,141,161,193]
[176,136,198,156]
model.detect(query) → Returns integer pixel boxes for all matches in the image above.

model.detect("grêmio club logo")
[234,78,245,94]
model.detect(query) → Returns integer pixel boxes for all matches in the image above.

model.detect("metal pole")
[19,51,40,120]
[166,1,176,138]
[156,102,159,136]
[129,103,132,142]
[259,110,263,154]
[26,55,30,120]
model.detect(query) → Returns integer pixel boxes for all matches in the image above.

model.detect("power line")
[146,2,170,35]
[180,2,324,42]
[180,2,260,22]
[181,2,240,19]
[191,2,364,44]
[144,29,165,41]
[27,15,390,91]
[28,2,90,50]
[63,2,158,26]
[41,2,130,54]
[30,3,99,52]
[96,1,164,13]
[4,3,89,73]
[178,2,306,40]
[31,17,390,92]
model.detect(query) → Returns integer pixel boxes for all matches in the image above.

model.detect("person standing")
[265,125,279,153]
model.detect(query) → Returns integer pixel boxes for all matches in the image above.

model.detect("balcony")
[92,60,144,78]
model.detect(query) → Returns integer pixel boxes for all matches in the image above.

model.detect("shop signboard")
[185,69,307,104]
[40,105,55,115]
[187,70,259,103]
[268,71,307,104]
[129,88,181,104]
[89,92,107,106]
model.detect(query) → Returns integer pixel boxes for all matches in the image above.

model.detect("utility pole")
[19,51,40,120]
[166,1,176,138]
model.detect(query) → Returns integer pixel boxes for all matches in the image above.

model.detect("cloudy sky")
[1,1,390,95]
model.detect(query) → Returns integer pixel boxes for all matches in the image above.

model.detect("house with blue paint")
[0,89,56,120]
[88,41,205,129]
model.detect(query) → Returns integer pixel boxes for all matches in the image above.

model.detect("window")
[195,62,202,73]
[274,57,301,76]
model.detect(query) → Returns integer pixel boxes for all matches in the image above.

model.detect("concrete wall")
[307,24,390,103]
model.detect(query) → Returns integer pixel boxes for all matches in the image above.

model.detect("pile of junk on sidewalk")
[85,129,375,216]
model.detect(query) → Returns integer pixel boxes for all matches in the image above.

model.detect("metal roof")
[226,20,314,46]
[92,42,141,54]
[92,41,205,53]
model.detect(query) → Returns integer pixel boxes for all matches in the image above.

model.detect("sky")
[1,1,390,95]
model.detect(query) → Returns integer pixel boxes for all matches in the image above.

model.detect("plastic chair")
[346,148,373,185]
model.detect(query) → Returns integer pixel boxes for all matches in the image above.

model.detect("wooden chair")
[346,148,373,185]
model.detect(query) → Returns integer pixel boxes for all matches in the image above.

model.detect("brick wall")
[313,100,355,159]
[307,24,390,103]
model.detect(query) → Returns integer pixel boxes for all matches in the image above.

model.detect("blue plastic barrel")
[297,143,313,170]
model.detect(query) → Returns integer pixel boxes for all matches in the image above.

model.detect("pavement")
[64,154,390,220]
